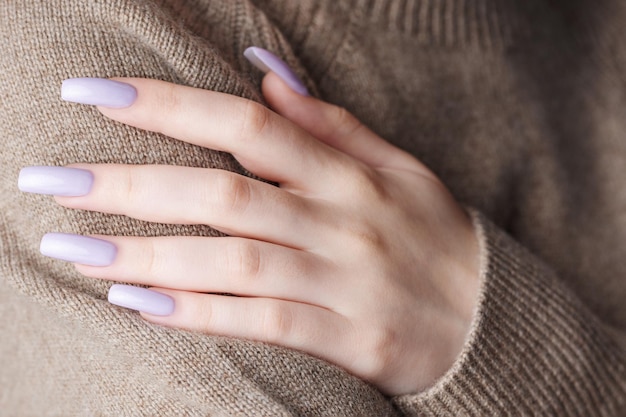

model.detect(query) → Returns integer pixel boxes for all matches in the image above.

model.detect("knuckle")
[226,240,262,281]
[332,105,362,138]
[196,298,216,332]
[343,219,387,256]
[239,100,272,139]
[138,239,160,277]
[119,167,142,207]
[120,168,135,201]
[214,172,252,215]
[260,302,294,343]
[154,82,181,116]
[335,163,389,209]
[338,168,396,255]
[357,326,398,380]
[350,166,389,203]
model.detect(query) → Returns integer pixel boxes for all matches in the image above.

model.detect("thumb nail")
[244,47,310,96]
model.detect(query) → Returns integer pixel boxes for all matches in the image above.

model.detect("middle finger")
[55,164,332,249]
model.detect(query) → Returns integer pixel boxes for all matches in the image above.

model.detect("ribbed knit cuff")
[392,211,626,416]
[349,0,530,48]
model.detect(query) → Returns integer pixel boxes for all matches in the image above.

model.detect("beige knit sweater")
[0,0,624,415]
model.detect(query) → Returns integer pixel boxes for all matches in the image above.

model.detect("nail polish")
[61,78,137,108]
[244,47,309,96]
[18,166,94,196]
[40,233,117,267]
[108,284,175,316]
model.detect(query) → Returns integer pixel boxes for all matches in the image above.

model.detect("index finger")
[63,77,354,192]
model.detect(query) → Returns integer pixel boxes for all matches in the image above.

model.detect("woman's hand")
[21,60,480,395]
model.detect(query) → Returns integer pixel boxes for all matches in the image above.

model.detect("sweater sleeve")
[392,211,626,416]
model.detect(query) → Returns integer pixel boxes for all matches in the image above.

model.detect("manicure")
[108,284,175,316]
[40,233,117,267]
[18,166,94,196]
[244,47,310,96]
[61,78,137,108]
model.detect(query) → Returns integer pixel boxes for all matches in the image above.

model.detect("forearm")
[393,211,626,416]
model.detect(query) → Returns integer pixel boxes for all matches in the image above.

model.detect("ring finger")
[71,235,336,307]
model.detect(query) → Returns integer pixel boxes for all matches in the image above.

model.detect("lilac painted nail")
[108,284,175,316]
[61,78,137,108]
[40,233,117,267]
[244,47,309,96]
[18,166,94,196]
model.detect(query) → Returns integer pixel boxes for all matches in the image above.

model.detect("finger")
[140,289,353,368]
[95,78,356,192]
[262,73,426,174]
[55,164,332,249]
[76,236,335,307]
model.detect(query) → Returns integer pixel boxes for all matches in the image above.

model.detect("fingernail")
[108,284,175,316]
[18,166,94,196]
[61,78,137,108]
[40,233,117,266]
[244,47,309,96]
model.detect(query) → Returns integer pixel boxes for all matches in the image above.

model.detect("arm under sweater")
[393,212,626,415]
[0,0,624,416]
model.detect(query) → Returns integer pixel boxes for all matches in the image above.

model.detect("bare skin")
[56,73,481,396]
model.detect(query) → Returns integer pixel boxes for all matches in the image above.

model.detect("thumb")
[262,72,418,171]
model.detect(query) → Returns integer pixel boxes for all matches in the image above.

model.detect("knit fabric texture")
[0,0,625,415]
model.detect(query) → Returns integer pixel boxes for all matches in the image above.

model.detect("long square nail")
[61,78,137,108]
[19,166,94,196]
[244,47,309,96]
[40,233,117,266]
[108,284,175,316]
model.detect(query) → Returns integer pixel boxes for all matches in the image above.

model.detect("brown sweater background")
[1,0,625,415]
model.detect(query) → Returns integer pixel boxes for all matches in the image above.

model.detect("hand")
[37,72,480,396]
